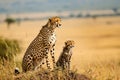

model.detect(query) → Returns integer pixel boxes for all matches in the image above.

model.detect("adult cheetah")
[56,40,75,71]
[22,16,62,72]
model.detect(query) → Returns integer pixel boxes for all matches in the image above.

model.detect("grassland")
[0,16,120,80]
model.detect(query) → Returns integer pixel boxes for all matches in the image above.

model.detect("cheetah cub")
[56,40,75,71]
[22,16,62,72]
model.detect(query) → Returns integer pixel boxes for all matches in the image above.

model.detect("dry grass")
[0,16,120,80]
[14,68,90,80]
[0,60,14,80]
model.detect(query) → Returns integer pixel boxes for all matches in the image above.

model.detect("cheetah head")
[48,16,62,29]
[65,40,75,49]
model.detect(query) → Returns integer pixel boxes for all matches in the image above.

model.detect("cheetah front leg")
[50,44,56,69]
[44,48,51,70]
[34,58,45,70]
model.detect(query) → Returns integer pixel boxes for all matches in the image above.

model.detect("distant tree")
[5,18,16,29]
[91,15,97,20]
[112,8,118,13]
[76,13,82,18]
[85,13,91,18]
[16,18,21,26]
[69,13,75,18]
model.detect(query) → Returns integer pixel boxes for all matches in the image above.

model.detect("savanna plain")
[0,16,120,80]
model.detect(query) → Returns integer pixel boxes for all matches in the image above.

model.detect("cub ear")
[65,42,67,46]
[49,18,51,22]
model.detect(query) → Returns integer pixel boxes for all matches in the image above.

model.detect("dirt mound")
[14,69,90,80]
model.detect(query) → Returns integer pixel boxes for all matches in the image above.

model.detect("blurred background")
[0,0,120,80]
[0,0,120,21]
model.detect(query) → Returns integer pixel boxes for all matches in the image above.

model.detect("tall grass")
[83,60,120,80]
[0,37,21,62]
[0,37,119,80]
[0,37,21,80]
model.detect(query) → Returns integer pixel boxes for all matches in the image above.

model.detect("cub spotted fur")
[56,40,75,70]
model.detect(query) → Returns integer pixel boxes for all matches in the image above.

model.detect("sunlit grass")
[83,60,120,80]
[0,17,120,80]
[0,37,21,61]
[0,37,21,80]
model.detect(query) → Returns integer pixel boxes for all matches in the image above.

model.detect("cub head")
[65,40,75,48]
[48,16,62,29]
